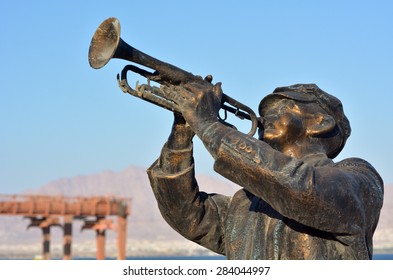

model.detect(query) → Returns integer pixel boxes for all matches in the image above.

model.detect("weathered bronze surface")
[90,18,384,260]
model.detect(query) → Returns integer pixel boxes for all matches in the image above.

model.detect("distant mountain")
[0,165,392,257]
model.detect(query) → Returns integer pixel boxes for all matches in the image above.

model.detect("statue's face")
[259,99,312,152]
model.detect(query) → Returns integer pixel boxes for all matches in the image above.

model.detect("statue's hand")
[166,113,195,150]
[161,80,223,136]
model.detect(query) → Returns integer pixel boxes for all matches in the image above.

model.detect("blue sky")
[1,1,392,194]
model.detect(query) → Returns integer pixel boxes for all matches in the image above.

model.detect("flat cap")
[259,84,351,158]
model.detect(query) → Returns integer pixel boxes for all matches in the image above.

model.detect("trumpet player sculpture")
[89,18,384,259]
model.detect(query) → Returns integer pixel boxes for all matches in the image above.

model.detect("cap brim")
[258,91,315,116]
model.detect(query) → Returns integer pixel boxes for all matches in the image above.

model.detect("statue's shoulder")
[335,157,373,168]
[335,157,384,188]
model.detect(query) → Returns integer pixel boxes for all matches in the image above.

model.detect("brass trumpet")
[88,17,260,136]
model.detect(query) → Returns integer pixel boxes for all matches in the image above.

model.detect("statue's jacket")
[147,130,384,260]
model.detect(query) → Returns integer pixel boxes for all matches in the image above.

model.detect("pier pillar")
[117,214,127,260]
[26,216,61,260]
[63,215,73,260]
[81,216,114,260]
[42,226,51,260]
[96,229,106,260]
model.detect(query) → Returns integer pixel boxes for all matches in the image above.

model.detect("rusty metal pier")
[0,194,131,260]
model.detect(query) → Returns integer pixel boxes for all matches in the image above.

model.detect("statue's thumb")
[213,82,223,99]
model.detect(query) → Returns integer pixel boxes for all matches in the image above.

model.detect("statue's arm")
[147,115,230,255]
[161,82,383,237]
[200,124,383,235]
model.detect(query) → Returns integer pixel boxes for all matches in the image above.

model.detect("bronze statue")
[89,18,384,260]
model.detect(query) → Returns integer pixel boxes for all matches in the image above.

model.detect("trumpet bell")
[89,17,121,69]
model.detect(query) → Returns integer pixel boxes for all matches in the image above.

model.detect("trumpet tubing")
[89,17,260,136]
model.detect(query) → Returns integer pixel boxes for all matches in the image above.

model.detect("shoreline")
[1,239,392,260]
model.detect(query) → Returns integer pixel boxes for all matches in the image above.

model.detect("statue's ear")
[307,113,336,137]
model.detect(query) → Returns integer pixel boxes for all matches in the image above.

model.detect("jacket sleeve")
[213,129,384,236]
[147,143,231,255]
